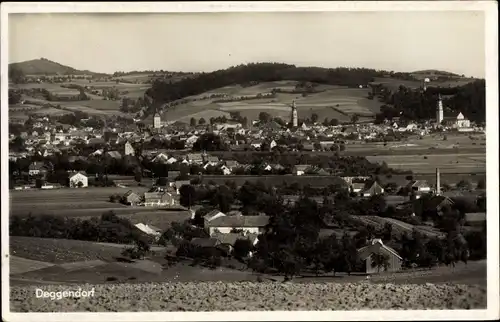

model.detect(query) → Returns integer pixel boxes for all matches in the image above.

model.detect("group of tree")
[146,63,402,115]
[10,211,152,245]
[374,80,485,123]
[120,97,145,113]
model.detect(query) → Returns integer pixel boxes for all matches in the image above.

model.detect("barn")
[357,239,403,274]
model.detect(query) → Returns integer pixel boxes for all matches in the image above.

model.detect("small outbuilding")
[357,239,403,274]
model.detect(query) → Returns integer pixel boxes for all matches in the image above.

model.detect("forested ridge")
[146,63,393,106]
[374,79,486,123]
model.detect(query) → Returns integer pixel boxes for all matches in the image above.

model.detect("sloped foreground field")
[11,282,485,312]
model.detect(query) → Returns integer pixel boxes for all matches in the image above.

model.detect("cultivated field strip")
[10,282,486,311]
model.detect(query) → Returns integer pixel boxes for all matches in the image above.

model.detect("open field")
[10,187,150,204]
[29,108,73,116]
[9,237,126,264]
[9,187,148,216]
[161,82,382,122]
[196,172,485,188]
[370,77,477,91]
[10,280,486,311]
[8,234,486,311]
[366,153,486,174]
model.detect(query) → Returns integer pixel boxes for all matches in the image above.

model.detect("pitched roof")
[206,156,220,163]
[69,171,87,178]
[351,182,365,190]
[144,191,173,201]
[357,239,402,261]
[208,215,270,228]
[205,210,225,221]
[106,151,122,159]
[294,165,310,171]
[123,190,140,198]
[187,153,203,161]
[174,180,191,189]
[363,180,384,194]
[191,237,219,248]
[225,160,239,167]
[408,180,430,188]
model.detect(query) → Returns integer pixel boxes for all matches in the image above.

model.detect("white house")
[166,157,178,164]
[207,215,269,236]
[407,180,431,193]
[220,165,232,175]
[69,172,88,188]
[203,210,227,231]
[270,140,277,150]
[455,112,471,128]
[124,141,135,156]
[185,135,199,146]
[293,165,310,176]
[152,153,169,164]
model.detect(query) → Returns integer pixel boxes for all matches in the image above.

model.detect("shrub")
[121,247,146,259]
[233,239,253,259]
[106,276,118,282]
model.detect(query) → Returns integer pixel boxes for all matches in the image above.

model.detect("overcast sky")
[8,11,485,77]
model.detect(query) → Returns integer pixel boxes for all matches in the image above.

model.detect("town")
[9,76,486,273]
[6,10,490,311]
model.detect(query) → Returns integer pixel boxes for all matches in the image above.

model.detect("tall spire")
[291,100,298,127]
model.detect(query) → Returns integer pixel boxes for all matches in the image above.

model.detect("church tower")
[291,100,298,127]
[153,111,161,129]
[436,94,443,125]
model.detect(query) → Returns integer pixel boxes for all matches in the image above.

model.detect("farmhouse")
[28,161,50,176]
[357,239,403,274]
[207,215,269,236]
[123,190,141,206]
[134,223,161,238]
[360,180,385,197]
[204,210,227,229]
[69,171,88,188]
[406,180,431,193]
[220,165,232,175]
[124,141,135,156]
[187,153,204,164]
[212,232,260,256]
[293,165,310,176]
[350,182,365,194]
[442,112,471,128]
[152,153,169,164]
[144,191,175,207]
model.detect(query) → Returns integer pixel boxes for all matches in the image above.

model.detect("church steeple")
[436,94,443,125]
[290,100,298,127]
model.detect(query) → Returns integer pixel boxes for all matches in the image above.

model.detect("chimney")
[436,168,441,195]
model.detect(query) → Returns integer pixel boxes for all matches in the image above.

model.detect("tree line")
[10,211,152,245]
[145,63,404,117]
[373,80,486,123]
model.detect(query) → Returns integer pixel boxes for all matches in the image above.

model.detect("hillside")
[411,69,461,77]
[9,58,105,76]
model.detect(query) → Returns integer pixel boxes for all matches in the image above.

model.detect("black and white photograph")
[1,1,498,320]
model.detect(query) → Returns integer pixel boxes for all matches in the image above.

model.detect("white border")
[1,2,498,321]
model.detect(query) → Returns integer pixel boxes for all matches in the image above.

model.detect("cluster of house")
[120,181,190,207]
[10,106,485,163]
[142,206,406,274]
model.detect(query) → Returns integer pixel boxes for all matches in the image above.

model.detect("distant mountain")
[8,58,106,76]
